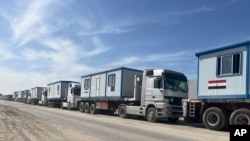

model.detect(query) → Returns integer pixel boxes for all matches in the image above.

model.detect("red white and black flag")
[208,79,226,89]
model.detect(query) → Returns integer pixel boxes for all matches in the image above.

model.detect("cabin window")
[217,53,241,76]
[84,79,90,89]
[108,74,116,86]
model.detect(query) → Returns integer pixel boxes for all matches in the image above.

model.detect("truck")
[183,41,250,130]
[47,81,81,109]
[13,91,18,101]
[16,91,24,102]
[38,88,48,106]
[30,87,46,105]
[0,94,13,101]
[79,67,188,122]
[23,90,30,103]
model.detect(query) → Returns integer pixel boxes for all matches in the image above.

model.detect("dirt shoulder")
[0,105,87,141]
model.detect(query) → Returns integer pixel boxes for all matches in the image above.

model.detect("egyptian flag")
[208,79,226,89]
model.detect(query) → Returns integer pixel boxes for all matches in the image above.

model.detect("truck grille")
[165,96,182,105]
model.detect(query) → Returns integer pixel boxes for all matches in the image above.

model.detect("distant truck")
[183,41,250,130]
[0,94,13,101]
[79,67,188,122]
[16,91,24,102]
[47,81,81,109]
[23,90,30,103]
[30,87,46,105]
[38,88,48,106]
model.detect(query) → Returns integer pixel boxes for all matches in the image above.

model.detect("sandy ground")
[0,101,229,141]
[0,105,86,141]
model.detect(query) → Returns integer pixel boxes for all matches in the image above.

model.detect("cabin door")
[96,77,100,96]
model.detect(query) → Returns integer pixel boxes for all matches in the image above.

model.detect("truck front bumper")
[156,104,183,118]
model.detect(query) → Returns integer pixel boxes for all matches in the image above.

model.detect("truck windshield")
[73,87,81,96]
[164,78,188,93]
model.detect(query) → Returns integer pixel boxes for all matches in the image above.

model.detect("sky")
[0,0,250,94]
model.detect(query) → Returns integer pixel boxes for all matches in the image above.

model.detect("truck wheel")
[167,117,179,123]
[229,108,250,125]
[90,103,98,114]
[79,102,85,112]
[118,105,127,118]
[202,107,227,130]
[146,107,157,122]
[84,102,90,113]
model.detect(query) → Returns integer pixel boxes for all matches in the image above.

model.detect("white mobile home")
[196,41,250,99]
[183,41,250,131]
[30,87,46,104]
[16,91,24,102]
[23,89,30,103]
[81,67,143,99]
[47,81,79,99]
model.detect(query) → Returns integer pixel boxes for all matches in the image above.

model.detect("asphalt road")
[0,100,229,141]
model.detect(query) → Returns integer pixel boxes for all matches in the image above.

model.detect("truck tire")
[146,107,157,122]
[90,103,98,114]
[167,117,179,123]
[79,102,85,112]
[229,108,250,125]
[118,105,127,118]
[202,107,227,130]
[84,102,90,113]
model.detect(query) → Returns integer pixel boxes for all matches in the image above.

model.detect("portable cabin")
[16,91,25,102]
[23,89,30,103]
[47,81,79,100]
[196,41,250,99]
[81,67,143,99]
[31,87,45,99]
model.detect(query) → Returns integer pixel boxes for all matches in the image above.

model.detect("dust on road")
[0,105,87,141]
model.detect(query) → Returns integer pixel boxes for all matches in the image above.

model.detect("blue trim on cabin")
[47,80,80,86]
[246,45,249,98]
[89,96,106,99]
[196,41,250,57]
[81,67,142,78]
[198,94,248,99]
[105,96,128,98]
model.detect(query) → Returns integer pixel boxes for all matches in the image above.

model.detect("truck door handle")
[152,96,155,98]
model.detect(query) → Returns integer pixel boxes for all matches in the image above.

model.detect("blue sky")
[0,0,250,94]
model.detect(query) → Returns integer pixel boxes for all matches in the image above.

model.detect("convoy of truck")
[1,41,250,131]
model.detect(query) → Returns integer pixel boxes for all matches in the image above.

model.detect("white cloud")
[0,66,48,94]
[0,42,18,61]
[77,22,133,35]
[108,51,189,67]
[145,51,188,61]
[108,56,139,66]
[87,37,111,57]
[10,0,54,47]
